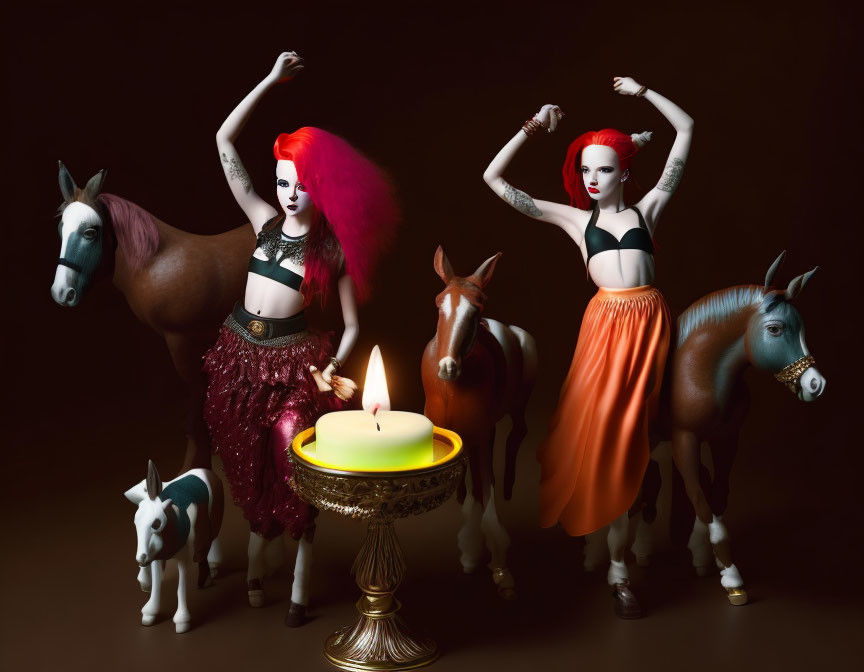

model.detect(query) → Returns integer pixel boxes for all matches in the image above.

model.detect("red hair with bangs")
[273,127,398,305]
[562,129,641,210]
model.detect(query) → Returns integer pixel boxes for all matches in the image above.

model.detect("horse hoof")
[726,587,748,606]
[175,621,191,634]
[284,601,307,628]
[141,613,156,626]
[636,555,652,568]
[248,579,265,608]
[612,582,644,619]
[209,563,221,579]
[695,565,714,577]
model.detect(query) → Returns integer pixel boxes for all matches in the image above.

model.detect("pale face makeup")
[275,160,315,218]
[581,145,627,203]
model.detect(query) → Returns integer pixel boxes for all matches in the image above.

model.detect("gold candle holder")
[289,426,464,671]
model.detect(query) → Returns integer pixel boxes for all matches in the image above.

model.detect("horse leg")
[457,486,484,573]
[607,513,642,618]
[207,537,222,579]
[504,326,537,501]
[481,487,515,600]
[174,551,191,633]
[285,522,316,628]
[140,560,162,626]
[583,527,609,571]
[632,457,662,568]
[687,517,714,576]
[137,565,152,593]
[706,431,747,606]
[247,531,268,607]
[163,332,212,473]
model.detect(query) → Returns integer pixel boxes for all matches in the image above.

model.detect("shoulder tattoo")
[657,158,685,193]
[503,182,543,217]
[222,152,251,193]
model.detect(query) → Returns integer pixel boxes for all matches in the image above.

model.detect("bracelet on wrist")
[521,118,544,137]
[328,357,342,372]
[636,85,648,98]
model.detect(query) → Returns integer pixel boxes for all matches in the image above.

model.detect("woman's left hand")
[613,76,642,96]
[309,365,357,401]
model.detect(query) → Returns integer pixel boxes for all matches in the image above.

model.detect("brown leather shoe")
[612,581,644,619]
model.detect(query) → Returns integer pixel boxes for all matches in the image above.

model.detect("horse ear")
[785,266,819,300]
[146,460,162,500]
[84,169,107,201]
[471,252,503,289]
[433,245,454,284]
[124,480,146,505]
[764,250,786,288]
[58,161,77,202]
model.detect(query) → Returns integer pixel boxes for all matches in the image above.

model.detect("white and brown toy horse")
[124,461,224,633]
[422,246,537,599]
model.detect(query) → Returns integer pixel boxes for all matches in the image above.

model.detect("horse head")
[124,461,174,567]
[51,162,109,307]
[746,252,826,401]
[432,245,501,381]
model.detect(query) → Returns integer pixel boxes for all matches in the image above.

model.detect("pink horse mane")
[97,194,160,273]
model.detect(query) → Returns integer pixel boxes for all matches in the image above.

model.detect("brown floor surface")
[2,402,861,672]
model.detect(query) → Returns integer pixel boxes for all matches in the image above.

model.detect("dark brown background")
[4,3,863,671]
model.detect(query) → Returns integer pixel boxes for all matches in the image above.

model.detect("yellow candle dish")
[315,410,434,470]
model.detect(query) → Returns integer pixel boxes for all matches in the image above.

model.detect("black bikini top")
[584,206,654,263]
[248,217,305,292]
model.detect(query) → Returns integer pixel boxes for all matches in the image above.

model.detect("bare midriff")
[243,272,306,319]
[586,249,655,289]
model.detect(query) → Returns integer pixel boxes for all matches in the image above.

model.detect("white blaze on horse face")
[581,145,624,203]
[52,202,99,306]
[797,327,826,401]
[275,160,315,220]
[134,500,167,566]
[438,293,474,380]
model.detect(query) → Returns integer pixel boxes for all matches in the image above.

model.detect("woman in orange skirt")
[483,76,692,617]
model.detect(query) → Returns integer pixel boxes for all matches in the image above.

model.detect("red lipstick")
[587,187,600,194]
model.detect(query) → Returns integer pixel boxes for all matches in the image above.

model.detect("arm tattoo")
[503,182,543,217]
[657,158,685,193]
[221,152,251,193]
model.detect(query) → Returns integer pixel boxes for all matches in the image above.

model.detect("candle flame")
[362,345,391,413]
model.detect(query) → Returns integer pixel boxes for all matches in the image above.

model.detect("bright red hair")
[273,127,398,305]
[562,129,641,210]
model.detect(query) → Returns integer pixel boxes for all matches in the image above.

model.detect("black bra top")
[248,223,304,292]
[584,206,654,263]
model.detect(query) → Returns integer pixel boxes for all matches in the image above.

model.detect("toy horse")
[587,253,825,613]
[50,163,254,473]
[422,246,537,599]
[124,461,224,633]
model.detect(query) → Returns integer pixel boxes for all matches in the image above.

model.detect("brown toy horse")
[422,246,537,599]
[584,253,825,613]
[50,163,254,472]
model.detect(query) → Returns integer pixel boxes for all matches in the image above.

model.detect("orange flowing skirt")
[539,286,670,536]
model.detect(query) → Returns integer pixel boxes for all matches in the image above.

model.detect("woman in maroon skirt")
[204,52,397,623]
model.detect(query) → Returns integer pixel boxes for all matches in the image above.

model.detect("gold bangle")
[329,356,342,372]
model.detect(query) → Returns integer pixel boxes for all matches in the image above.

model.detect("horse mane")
[97,194,160,272]
[677,285,765,347]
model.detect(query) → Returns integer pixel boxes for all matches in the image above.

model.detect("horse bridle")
[774,354,816,393]
[56,201,117,279]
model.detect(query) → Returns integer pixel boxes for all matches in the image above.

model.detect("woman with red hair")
[204,52,397,624]
[483,76,693,618]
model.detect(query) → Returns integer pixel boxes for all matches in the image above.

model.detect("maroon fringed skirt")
[203,314,340,540]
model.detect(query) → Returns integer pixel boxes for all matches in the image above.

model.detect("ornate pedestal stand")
[290,427,464,672]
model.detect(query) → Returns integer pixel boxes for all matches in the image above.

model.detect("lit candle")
[315,346,434,470]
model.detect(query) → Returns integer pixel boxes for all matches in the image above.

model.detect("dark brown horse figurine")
[586,253,825,612]
[51,163,254,472]
[421,246,537,599]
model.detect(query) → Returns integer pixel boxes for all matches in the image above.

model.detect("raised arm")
[614,77,694,231]
[216,52,304,233]
[483,105,586,239]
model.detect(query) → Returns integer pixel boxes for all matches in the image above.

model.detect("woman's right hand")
[267,51,304,84]
[534,104,564,132]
